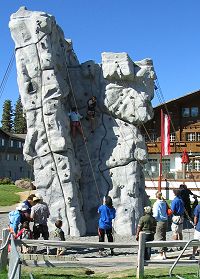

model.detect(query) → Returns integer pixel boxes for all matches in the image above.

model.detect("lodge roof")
[154,89,200,109]
[0,128,26,140]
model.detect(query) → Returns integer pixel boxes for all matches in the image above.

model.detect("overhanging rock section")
[9,7,156,236]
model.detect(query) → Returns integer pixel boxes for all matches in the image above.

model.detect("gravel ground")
[0,212,195,258]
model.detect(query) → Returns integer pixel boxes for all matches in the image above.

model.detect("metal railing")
[169,239,200,278]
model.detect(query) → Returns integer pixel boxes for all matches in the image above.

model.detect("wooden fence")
[1,229,200,279]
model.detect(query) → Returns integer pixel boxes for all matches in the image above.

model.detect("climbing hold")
[47,124,51,127]
[32,101,35,104]
[61,163,67,170]
[64,173,68,177]
[110,172,113,177]
[120,101,123,104]
[130,96,134,99]
[124,123,128,126]
[27,81,37,94]
[112,158,115,162]
[41,42,46,49]
[87,65,91,68]
[120,94,124,96]
[51,168,54,171]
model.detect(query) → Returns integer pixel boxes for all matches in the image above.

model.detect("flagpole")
[158,109,163,192]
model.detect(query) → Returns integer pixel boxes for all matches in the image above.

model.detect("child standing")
[98,196,116,256]
[54,220,65,255]
[15,221,33,254]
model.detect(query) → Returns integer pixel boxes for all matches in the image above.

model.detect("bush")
[0,177,12,184]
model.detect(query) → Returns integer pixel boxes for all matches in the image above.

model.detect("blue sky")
[1,1,200,118]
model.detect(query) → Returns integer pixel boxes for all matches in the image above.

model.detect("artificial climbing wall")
[9,7,156,236]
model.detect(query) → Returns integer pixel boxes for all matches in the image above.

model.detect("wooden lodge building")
[142,90,200,198]
[0,128,33,181]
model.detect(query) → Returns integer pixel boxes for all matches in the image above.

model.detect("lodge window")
[16,141,22,148]
[191,107,199,117]
[182,108,190,117]
[187,133,196,141]
[170,133,176,142]
[144,159,158,174]
[194,160,200,171]
[186,162,193,171]
[182,107,199,117]
[162,159,170,174]
[1,139,5,146]
[187,132,200,141]
[10,140,14,147]
[187,159,200,171]
[14,154,18,161]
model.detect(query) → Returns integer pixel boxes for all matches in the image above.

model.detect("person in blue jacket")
[9,204,28,234]
[98,196,116,256]
[171,189,185,241]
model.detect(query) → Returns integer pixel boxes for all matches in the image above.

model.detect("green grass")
[0,184,26,206]
[0,266,195,279]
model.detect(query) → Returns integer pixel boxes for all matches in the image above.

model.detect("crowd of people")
[8,193,116,256]
[136,184,200,261]
[8,184,200,259]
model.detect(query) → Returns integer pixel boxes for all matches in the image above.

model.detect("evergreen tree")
[13,97,27,133]
[1,99,13,132]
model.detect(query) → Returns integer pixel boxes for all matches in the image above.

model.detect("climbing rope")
[63,47,102,202]
[34,30,69,216]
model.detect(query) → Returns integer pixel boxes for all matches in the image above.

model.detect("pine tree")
[13,97,27,133]
[1,99,13,132]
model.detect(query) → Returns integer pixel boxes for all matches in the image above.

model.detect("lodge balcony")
[144,170,200,182]
[146,141,200,154]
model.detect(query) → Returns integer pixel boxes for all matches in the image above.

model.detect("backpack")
[9,210,20,224]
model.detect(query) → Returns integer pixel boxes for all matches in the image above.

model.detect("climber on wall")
[86,96,97,133]
[68,107,86,140]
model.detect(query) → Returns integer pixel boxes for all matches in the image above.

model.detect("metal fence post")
[0,228,9,270]
[136,231,146,279]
